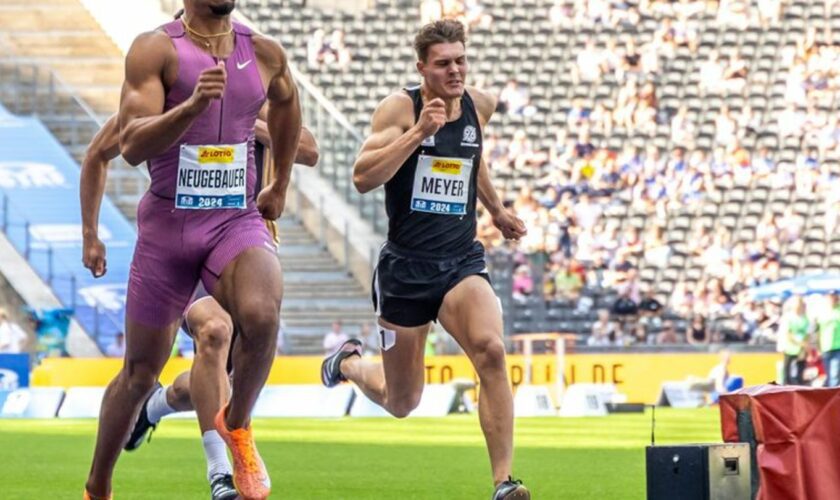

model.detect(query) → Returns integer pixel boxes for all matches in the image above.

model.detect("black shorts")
[372,240,490,328]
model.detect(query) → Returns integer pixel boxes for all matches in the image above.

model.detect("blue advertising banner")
[0,353,30,389]
[0,109,137,348]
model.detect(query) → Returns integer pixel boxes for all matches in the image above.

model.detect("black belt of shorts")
[384,240,481,262]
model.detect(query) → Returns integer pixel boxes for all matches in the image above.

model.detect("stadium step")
[274,218,371,352]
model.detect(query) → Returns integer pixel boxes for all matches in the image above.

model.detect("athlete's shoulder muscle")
[371,92,414,133]
[252,35,294,103]
[465,86,497,127]
[124,30,174,83]
[120,30,174,120]
[360,92,415,152]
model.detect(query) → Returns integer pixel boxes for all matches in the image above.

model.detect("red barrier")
[720,385,840,500]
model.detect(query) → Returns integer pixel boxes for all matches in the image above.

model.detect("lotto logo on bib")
[411,154,473,216]
[198,146,235,164]
[431,159,462,175]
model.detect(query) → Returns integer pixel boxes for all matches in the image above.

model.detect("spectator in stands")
[360,322,379,356]
[699,50,725,93]
[656,321,679,344]
[639,286,664,319]
[818,293,840,387]
[611,287,639,330]
[420,0,444,24]
[512,264,535,302]
[685,314,709,345]
[549,0,574,27]
[0,308,27,354]
[463,0,493,29]
[307,28,326,69]
[498,79,531,116]
[574,40,604,83]
[723,314,752,343]
[588,309,616,346]
[323,320,350,356]
[673,12,699,53]
[717,0,751,29]
[714,106,737,147]
[105,332,126,358]
[777,297,809,384]
[442,0,466,19]
[552,260,584,301]
[671,106,696,147]
[617,38,642,83]
[323,29,352,71]
[722,52,748,93]
[757,0,782,27]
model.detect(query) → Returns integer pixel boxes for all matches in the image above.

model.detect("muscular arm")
[470,87,525,242]
[80,114,122,277]
[255,108,318,167]
[81,114,120,240]
[470,86,504,216]
[118,31,205,166]
[295,127,319,167]
[352,93,420,193]
[255,37,301,199]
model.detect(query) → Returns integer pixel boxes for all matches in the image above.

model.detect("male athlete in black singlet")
[321,20,530,500]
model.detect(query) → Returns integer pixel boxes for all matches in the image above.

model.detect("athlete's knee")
[194,318,232,358]
[471,336,508,375]
[237,299,279,338]
[118,366,158,400]
[388,391,423,419]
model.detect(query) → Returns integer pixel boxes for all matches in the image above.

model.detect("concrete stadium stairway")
[277,217,373,354]
[0,0,148,218]
[0,0,122,114]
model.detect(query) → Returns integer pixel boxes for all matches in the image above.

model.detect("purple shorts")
[125,192,276,329]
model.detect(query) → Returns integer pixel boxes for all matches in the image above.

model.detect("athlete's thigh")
[124,317,183,374]
[213,247,283,320]
[437,275,503,357]
[378,318,431,399]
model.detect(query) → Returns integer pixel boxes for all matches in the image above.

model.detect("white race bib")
[176,143,247,209]
[410,154,473,215]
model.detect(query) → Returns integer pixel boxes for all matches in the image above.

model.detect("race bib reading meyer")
[176,143,247,209]
[410,154,473,215]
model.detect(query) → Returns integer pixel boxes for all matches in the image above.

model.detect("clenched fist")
[186,62,226,115]
[257,183,287,221]
[82,235,107,278]
[416,98,447,138]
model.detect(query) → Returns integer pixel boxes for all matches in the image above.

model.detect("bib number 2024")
[198,197,224,209]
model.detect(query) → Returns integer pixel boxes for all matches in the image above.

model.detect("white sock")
[144,385,176,424]
[203,430,233,480]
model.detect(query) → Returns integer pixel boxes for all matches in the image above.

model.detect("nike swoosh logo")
[237,60,252,70]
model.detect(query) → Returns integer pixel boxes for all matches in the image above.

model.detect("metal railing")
[0,193,122,346]
[0,60,149,204]
[291,64,388,235]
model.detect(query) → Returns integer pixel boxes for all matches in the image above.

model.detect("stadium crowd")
[464,3,840,347]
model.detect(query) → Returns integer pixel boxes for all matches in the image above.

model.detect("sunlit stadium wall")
[32,353,778,404]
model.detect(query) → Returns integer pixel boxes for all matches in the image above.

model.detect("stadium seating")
[236,0,836,342]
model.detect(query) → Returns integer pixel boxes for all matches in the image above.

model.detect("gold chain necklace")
[181,17,232,48]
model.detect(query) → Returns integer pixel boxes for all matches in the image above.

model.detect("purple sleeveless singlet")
[125,20,275,329]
